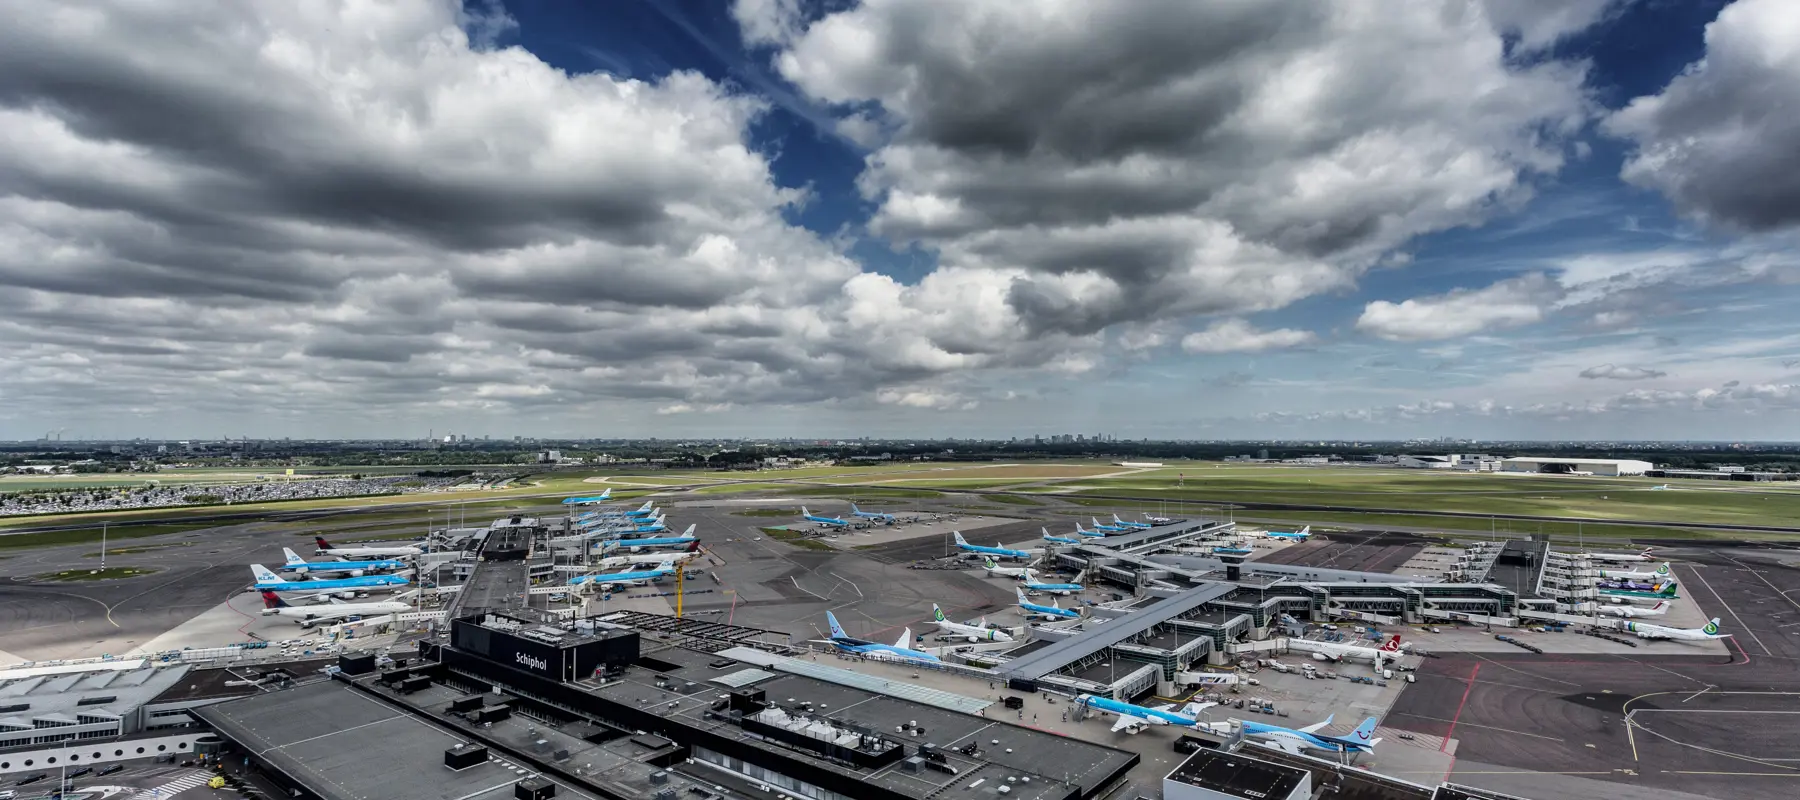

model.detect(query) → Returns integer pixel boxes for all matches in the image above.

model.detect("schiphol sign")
[515,652,549,672]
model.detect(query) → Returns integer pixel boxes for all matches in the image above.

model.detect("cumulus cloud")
[1483,0,1627,52]
[1355,274,1559,341]
[765,0,1596,336]
[1580,363,1668,380]
[1180,319,1317,354]
[1607,0,1800,231]
[0,0,1114,432]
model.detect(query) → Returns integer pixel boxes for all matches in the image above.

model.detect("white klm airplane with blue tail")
[1076,694,1217,734]
[820,611,940,663]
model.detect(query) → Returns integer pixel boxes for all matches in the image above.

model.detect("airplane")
[259,591,412,626]
[1596,562,1674,581]
[930,604,1014,643]
[593,543,704,570]
[1075,694,1217,734]
[1284,628,1405,667]
[552,524,698,551]
[1598,578,1665,592]
[1600,583,1680,601]
[577,501,658,522]
[801,506,849,528]
[567,560,677,587]
[1623,617,1732,642]
[1091,517,1131,533]
[561,489,613,505]
[953,531,1038,560]
[1595,600,1672,619]
[1021,568,1083,596]
[1111,514,1153,530]
[1649,484,1673,490]
[313,536,423,558]
[981,557,1030,578]
[1236,714,1381,756]
[1212,545,1253,556]
[251,564,408,593]
[820,611,940,663]
[1042,527,1082,545]
[1072,523,1107,538]
[1016,587,1081,620]
[1264,526,1313,540]
[281,548,406,576]
[850,503,896,522]
[1575,550,1655,563]
[1144,513,1173,524]
[620,515,669,534]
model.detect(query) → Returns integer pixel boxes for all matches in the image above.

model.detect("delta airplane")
[251,564,409,593]
[1022,568,1083,596]
[930,604,1013,643]
[1596,600,1672,619]
[801,506,849,528]
[1112,514,1153,530]
[1043,528,1083,545]
[567,560,677,588]
[850,504,896,522]
[1624,617,1732,642]
[1016,588,1081,620]
[280,548,405,576]
[1284,628,1405,667]
[1091,517,1131,533]
[1596,562,1674,581]
[1072,523,1107,538]
[313,536,423,558]
[1238,715,1381,756]
[953,531,1037,560]
[1075,695,1217,734]
[561,489,613,505]
[981,557,1030,578]
[821,611,940,663]
[259,591,413,626]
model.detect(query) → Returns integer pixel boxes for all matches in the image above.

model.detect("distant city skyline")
[3,1,1799,440]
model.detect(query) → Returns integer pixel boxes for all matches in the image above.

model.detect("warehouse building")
[1498,457,1653,476]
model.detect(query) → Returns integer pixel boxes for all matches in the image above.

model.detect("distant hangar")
[1499,457,1653,477]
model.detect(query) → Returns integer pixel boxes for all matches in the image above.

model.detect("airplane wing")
[1110,716,1141,733]
[1298,714,1335,734]
[1265,737,1305,754]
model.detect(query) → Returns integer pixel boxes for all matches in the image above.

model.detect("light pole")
[100,522,107,573]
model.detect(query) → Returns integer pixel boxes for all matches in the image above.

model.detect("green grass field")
[759,526,834,551]
[0,521,225,550]
[732,508,799,518]
[774,486,945,499]
[1064,469,1800,529]
[1229,511,1735,541]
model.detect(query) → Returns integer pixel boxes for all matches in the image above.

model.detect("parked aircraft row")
[1076,695,1381,756]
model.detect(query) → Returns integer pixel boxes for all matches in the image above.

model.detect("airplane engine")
[1311,652,1331,662]
[966,635,980,643]
[293,566,310,575]
[350,569,366,577]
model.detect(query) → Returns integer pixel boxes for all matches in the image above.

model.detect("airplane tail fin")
[932,603,947,622]
[1379,634,1402,653]
[896,628,913,648]
[954,531,968,546]
[683,524,696,537]
[655,560,676,572]
[1298,526,1311,536]
[982,556,997,569]
[825,611,847,639]
[282,547,303,564]
[1182,701,1218,716]
[1347,717,1379,746]
[1015,587,1029,604]
[686,541,702,553]
[1703,618,1721,635]
[314,536,334,551]
[251,564,281,584]
[1656,562,1671,576]
[851,503,862,514]
[1023,568,1037,583]
[1651,600,1668,613]
[259,590,288,609]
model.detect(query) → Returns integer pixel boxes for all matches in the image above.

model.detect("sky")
[3,0,1800,442]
